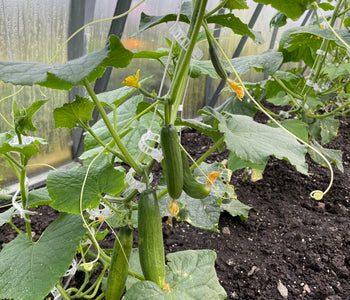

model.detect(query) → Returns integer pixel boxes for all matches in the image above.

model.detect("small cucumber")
[106,226,133,300]
[160,124,183,199]
[181,150,211,199]
[207,35,228,80]
[138,189,166,288]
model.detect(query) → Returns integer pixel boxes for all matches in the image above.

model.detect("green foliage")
[0,214,86,300]
[124,250,227,300]
[0,35,133,89]
[53,96,94,129]
[47,163,125,213]
[253,0,315,20]
[0,1,348,298]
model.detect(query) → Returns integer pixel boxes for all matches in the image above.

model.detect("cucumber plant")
[0,0,348,299]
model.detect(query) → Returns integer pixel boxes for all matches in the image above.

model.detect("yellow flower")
[169,199,179,215]
[320,24,325,29]
[207,171,221,186]
[122,69,140,88]
[227,79,244,100]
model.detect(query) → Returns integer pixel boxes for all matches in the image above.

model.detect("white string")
[12,187,36,222]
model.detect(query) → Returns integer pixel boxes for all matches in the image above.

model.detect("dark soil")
[1,119,349,300]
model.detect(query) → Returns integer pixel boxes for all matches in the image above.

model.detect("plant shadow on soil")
[0,119,349,300]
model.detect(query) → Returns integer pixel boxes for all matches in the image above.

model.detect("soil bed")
[1,119,349,300]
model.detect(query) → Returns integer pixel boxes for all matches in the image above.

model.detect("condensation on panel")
[0,0,72,184]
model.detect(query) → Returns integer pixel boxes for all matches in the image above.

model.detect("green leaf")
[124,250,227,300]
[138,3,191,34]
[266,91,290,106]
[84,95,162,162]
[270,12,287,28]
[54,96,94,129]
[159,192,221,232]
[0,130,46,160]
[319,116,339,145]
[27,187,52,207]
[133,50,169,59]
[159,162,241,231]
[174,118,223,146]
[279,26,350,66]
[253,0,315,20]
[216,94,257,117]
[200,107,308,174]
[0,207,18,226]
[13,100,47,135]
[47,163,125,213]
[308,141,343,172]
[0,213,86,300]
[228,51,283,75]
[190,51,283,78]
[228,151,267,172]
[318,2,335,11]
[270,119,309,143]
[221,199,252,221]
[0,35,133,90]
[324,62,350,80]
[224,0,249,10]
[206,14,255,39]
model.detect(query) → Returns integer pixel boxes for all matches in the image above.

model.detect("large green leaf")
[253,0,315,20]
[83,96,162,161]
[190,51,283,78]
[0,213,86,300]
[124,250,227,300]
[228,51,283,75]
[47,163,125,213]
[200,107,308,174]
[0,35,133,90]
[54,96,94,129]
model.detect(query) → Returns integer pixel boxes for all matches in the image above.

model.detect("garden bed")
[0,118,349,300]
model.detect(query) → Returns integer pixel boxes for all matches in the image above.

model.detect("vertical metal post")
[68,0,96,158]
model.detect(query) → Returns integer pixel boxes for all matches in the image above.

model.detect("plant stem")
[8,221,22,234]
[204,0,226,18]
[271,75,303,100]
[307,100,350,118]
[166,0,208,111]
[83,78,142,175]
[79,122,125,161]
[56,284,71,300]
[189,135,225,171]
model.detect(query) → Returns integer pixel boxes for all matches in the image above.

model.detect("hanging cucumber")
[138,189,166,288]
[160,124,183,199]
[181,150,211,199]
[106,226,133,300]
[207,33,228,81]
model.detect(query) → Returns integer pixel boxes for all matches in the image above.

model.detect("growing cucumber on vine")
[160,124,183,199]
[138,189,166,288]
[106,226,133,300]
[181,149,211,199]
